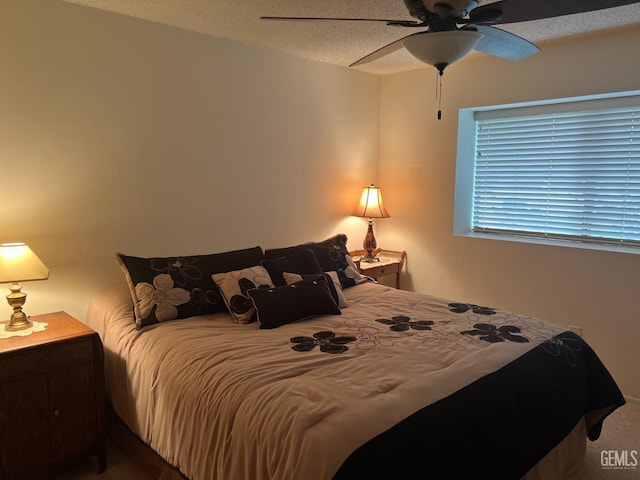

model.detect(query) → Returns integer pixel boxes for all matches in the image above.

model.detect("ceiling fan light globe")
[403,30,484,68]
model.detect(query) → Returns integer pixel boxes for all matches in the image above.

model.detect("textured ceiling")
[61,0,640,75]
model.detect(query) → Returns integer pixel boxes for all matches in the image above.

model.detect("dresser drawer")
[363,263,399,278]
[0,338,94,381]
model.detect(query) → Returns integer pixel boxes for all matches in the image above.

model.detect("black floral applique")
[290,331,357,354]
[337,269,357,289]
[190,287,223,308]
[461,323,529,343]
[229,278,269,315]
[541,332,583,366]
[376,315,435,332]
[449,303,497,315]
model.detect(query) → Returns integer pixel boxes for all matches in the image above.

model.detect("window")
[454,91,640,252]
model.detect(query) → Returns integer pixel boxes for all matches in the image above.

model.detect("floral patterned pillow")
[264,234,366,288]
[116,247,264,329]
[212,266,275,324]
[261,248,323,286]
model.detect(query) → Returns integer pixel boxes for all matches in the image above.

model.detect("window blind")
[472,106,640,247]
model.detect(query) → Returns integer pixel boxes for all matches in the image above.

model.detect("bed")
[86,235,625,480]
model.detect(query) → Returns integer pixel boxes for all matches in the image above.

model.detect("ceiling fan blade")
[260,16,422,27]
[460,2,503,24]
[470,25,539,60]
[350,33,420,67]
[500,0,640,24]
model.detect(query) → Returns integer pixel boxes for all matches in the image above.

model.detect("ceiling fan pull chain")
[437,69,443,120]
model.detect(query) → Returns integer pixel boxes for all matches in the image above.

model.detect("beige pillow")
[212,266,274,324]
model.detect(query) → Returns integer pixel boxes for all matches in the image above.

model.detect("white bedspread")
[87,281,567,480]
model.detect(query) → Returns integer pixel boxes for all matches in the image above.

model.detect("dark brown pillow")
[282,271,347,308]
[261,248,323,286]
[265,234,364,288]
[248,276,341,329]
[116,246,264,329]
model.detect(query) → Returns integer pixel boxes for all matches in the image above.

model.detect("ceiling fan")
[262,0,640,73]
[262,0,639,118]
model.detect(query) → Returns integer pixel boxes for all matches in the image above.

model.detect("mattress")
[86,280,625,479]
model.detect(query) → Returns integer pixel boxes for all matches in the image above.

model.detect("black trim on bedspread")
[333,332,625,480]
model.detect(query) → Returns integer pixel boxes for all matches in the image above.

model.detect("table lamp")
[352,184,390,262]
[0,243,50,331]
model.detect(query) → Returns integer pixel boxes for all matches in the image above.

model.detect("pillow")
[212,265,275,324]
[265,234,366,288]
[283,271,347,308]
[261,248,323,286]
[116,246,264,329]
[248,276,341,329]
[341,255,367,289]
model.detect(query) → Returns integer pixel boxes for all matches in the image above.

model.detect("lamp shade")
[403,30,484,70]
[352,185,390,219]
[0,243,50,283]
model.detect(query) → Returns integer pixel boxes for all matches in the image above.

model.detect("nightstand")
[0,312,106,479]
[350,248,406,288]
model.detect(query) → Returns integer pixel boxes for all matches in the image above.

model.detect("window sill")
[455,231,640,256]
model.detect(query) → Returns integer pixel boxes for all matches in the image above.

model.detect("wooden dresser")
[0,312,106,479]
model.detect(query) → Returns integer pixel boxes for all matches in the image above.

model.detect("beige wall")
[0,0,380,320]
[378,26,640,400]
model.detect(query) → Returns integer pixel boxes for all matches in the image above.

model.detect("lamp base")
[362,219,380,263]
[361,252,381,263]
[5,284,32,331]
[5,312,33,331]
